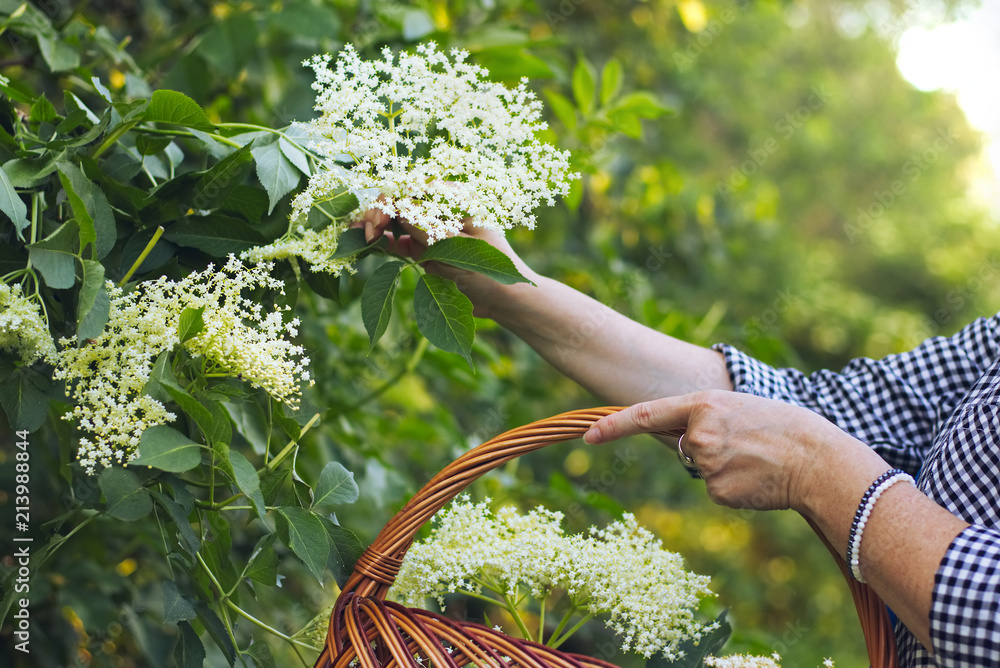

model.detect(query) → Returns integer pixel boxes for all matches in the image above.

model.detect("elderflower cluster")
[705,654,783,668]
[246,42,575,272]
[0,282,57,365]
[54,257,312,473]
[390,497,715,660]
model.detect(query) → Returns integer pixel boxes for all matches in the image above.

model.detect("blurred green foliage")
[1,0,996,666]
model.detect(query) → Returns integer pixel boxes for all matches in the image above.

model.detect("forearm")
[481,274,732,404]
[800,438,968,652]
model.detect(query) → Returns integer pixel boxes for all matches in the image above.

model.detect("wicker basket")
[315,407,898,668]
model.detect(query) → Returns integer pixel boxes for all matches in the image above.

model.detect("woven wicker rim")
[316,407,899,668]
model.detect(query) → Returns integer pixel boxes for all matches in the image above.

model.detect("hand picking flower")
[54,257,313,473]
[245,42,576,274]
[390,496,716,661]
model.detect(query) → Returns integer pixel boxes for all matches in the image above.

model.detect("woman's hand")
[354,203,539,318]
[584,390,886,515]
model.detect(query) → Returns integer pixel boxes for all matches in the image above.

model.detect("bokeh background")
[2,0,998,666]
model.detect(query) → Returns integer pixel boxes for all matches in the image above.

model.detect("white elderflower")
[705,655,782,668]
[246,42,575,272]
[390,497,715,660]
[53,257,313,473]
[0,282,57,364]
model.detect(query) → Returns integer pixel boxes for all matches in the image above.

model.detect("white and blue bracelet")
[846,468,915,583]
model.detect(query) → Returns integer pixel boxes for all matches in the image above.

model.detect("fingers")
[584,395,696,445]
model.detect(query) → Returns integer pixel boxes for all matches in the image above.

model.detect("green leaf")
[312,462,359,510]
[361,261,403,350]
[77,259,109,341]
[229,450,266,520]
[608,91,673,119]
[245,535,279,586]
[572,57,598,118]
[246,639,275,668]
[37,35,79,72]
[144,90,214,131]
[177,306,205,344]
[3,156,57,189]
[319,517,364,588]
[130,425,202,472]
[419,237,532,286]
[56,161,116,259]
[414,274,475,365]
[150,490,200,555]
[0,163,29,235]
[136,134,173,156]
[162,580,197,623]
[191,144,254,210]
[0,365,52,432]
[196,602,235,667]
[600,58,624,106]
[26,220,79,289]
[29,93,58,125]
[173,621,206,668]
[99,468,153,521]
[278,136,310,176]
[164,215,266,256]
[543,90,577,132]
[197,13,258,77]
[251,140,300,214]
[302,267,340,303]
[275,507,330,584]
[161,384,215,439]
[328,227,368,259]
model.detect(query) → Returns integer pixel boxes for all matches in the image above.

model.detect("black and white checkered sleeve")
[930,525,1000,665]
[712,313,1000,475]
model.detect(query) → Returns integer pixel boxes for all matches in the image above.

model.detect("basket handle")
[338,407,897,668]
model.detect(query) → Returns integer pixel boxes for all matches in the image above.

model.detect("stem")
[538,596,546,644]
[119,226,165,286]
[549,612,595,650]
[502,588,533,641]
[135,126,243,149]
[263,412,321,472]
[92,120,141,159]
[194,493,243,511]
[546,604,578,648]
[225,599,321,652]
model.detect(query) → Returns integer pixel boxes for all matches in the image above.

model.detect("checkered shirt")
[713,312,1000,667]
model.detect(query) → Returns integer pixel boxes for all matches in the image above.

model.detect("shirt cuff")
[930,524,1000,664]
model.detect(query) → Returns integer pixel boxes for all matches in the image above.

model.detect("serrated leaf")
[608,91,673,119]
[329,227,368,259]
[245,536,279,586]
[162,580,197,623]
[174,621,206,668]
[312,462,359,510]
[246,638,275,668]
[361,261,403,350]
[229,450,266,519]
[252,140,300,214]
[144,90,214,131]
[131,426,202,472]
[196,602,235,667]
[165,215,266,256]
[177,306,205,344]
[0,365,52,432]
[275,507,330,584]
[136,135,172,156]
[600,58,624,106]
[56,162,116,260]
[319,517,364,588]
[30,94,58,125]
[191,144,254,210]
[150,490,200,555]
[38,35,79,72]
[3,156,57,189]
[278,136,310,176]
[162,384,215,440]
[0,164,29,235]
[77,260,109,340]
[26,220,78,289]
[414,274,474,365]
[572,58,598,117]
[419,237,531,286]
[99,468,152,521]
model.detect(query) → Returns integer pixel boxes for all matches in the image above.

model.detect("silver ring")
[677,433,695,466]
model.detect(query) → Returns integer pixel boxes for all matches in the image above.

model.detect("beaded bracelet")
[846,468,915,583]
